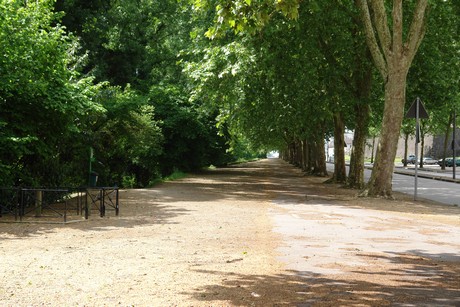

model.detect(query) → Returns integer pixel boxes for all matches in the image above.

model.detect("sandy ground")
[0,159,459,306]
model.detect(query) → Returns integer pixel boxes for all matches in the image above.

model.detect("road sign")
[405,97,429,200]
[406,98,429,119]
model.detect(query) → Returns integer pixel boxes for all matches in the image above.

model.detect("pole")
[414,98,420,200]
[89,147,93,186]
[453,110,456,179]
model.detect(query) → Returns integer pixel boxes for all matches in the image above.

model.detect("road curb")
[393,170,460,184]
[362,165,460,184]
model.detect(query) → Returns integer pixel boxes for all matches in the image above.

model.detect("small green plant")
[147,170,188,187]
[164,170,187,181]
[122,175,137,188]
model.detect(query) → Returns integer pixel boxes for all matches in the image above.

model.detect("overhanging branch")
[355,0,388,81]
[405,0,428,64]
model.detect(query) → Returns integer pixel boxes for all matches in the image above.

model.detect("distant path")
[0,159,459,306]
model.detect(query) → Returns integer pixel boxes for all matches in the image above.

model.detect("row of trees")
[188,0,459,196]
[1,0,458,196]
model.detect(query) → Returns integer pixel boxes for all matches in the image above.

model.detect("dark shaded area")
[184,253,460,306]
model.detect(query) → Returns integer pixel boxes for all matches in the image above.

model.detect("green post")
[89,147,93,186]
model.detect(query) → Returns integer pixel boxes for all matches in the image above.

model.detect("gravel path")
[0,159,459,306]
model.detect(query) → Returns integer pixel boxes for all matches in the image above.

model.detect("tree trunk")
[301,139,309,172]
[403,132,409,167]
[441,113,453,170]
[293,140,299,166]
[348,53,372,189]
[367,68,407,197]
[370,136,375,164]
[332,112,347,183]
[312,130,328,177]
[297,139,303,167]
[289,142,295,165]
[356,0,428,197]
[348,103,370,189]
[307,140,315,175]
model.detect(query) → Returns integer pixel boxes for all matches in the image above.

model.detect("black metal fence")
[0,188,20,220]
[0,187,119,223]
[85,187,120,219]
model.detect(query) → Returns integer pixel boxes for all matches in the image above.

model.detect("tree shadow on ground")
[184,251,460,306]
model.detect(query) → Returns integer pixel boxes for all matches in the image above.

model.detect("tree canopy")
[0,0,457,194]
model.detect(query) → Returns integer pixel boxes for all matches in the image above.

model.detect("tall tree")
[405,0,459,168]
[356,0,429,197]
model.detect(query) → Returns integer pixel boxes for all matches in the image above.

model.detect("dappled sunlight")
[183,254,460,305]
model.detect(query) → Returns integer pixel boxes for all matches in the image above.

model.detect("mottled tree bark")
[312,129,328,177]
[301,139,309,172]
[441,113,453,170]
[348,103,370,189]
[367,68,407,197]
[348,51,372,189]
[332,112,347,183]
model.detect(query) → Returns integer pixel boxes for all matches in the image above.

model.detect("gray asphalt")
[327,163,460,206]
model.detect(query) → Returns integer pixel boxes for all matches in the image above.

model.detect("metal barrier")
[0,187,119,223]
[19,188,70,222]
[85,187,120,218]
[0,188,20,220]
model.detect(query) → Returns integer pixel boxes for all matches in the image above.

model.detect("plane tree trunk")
[332,112,347,183]
[356,0,428,198]
[367,67,407,197]
[348,103,370,189]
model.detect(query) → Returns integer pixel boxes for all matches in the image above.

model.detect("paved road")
[327,163,460,206]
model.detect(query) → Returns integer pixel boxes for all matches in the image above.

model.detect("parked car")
[422,157,438,165]
[401,155,416,164]
[437,157,460,167]
[446,158,460,167]
[438,158,449,166]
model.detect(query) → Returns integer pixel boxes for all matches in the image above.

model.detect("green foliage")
[405,0,459,136]
[150,86,232,176]
[2,0,456,192]
[0,0,101,186]
[56,0,185,91]
[186,1,380,158]
[122,175,137,188]
[52,0,234,185]
[193,0,300,38]
[90,85,163,187]
[164,170,188,182]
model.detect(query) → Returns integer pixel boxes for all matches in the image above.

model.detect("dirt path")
[0,159,459,306]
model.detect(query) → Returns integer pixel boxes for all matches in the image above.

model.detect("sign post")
[405,97,429,200]
[453,110,457,179]
[89,147,94,186]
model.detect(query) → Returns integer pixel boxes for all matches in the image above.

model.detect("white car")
[422,157,438,165]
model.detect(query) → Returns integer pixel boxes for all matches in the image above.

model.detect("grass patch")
[164,170,188,181]
[228,158,260,165]
[147,170,188,187]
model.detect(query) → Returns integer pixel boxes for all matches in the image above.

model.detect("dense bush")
[0,0,242,188]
